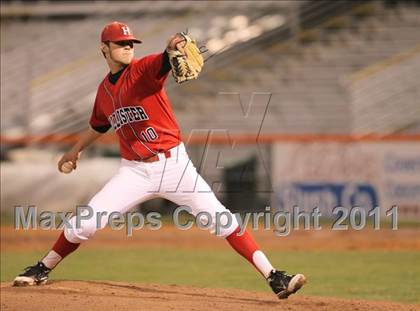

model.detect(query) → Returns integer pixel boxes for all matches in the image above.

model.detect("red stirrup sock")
[226,227,274,278]
[41,232,80,269]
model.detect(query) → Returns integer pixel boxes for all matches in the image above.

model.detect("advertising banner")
[272,142,420,218]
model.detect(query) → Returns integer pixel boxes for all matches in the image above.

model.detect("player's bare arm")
[57,127,102,172]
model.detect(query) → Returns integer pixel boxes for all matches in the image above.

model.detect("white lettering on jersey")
[108,106,149,131]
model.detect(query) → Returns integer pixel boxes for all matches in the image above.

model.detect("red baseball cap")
[101,21,142,43]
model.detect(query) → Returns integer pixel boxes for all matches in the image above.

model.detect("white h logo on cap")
[121,26,131,36]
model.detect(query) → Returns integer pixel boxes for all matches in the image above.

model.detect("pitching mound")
[1,280,416,311]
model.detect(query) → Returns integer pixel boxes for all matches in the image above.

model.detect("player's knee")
[198,208,238,238]
[216,210,238,237]
[64,216,98,243]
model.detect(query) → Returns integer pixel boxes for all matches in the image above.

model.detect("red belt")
[136,150,171,163]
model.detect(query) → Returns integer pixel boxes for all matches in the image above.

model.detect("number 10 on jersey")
[141,127,158,142]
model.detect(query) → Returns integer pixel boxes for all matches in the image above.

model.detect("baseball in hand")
[61,161,74,174]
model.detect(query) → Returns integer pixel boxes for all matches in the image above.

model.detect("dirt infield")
[1,280,418,311]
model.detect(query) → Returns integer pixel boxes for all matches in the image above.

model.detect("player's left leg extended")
[13,159,157,286]
[155,144,306,299]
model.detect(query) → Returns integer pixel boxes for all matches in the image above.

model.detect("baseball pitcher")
[13,21,305,299]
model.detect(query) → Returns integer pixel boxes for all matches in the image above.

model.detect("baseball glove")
[167,32,204,84]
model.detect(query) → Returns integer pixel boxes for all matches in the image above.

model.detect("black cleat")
[13,262,51,286]
[267,269,306,299]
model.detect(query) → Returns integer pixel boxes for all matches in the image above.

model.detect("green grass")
[2,248,419,303]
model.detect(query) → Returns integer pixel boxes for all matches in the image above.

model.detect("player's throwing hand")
[58,149,80,173]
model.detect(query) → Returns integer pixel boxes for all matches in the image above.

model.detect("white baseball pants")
[64,143,238,243]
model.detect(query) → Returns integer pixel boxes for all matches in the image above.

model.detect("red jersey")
[89,53,181,160]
